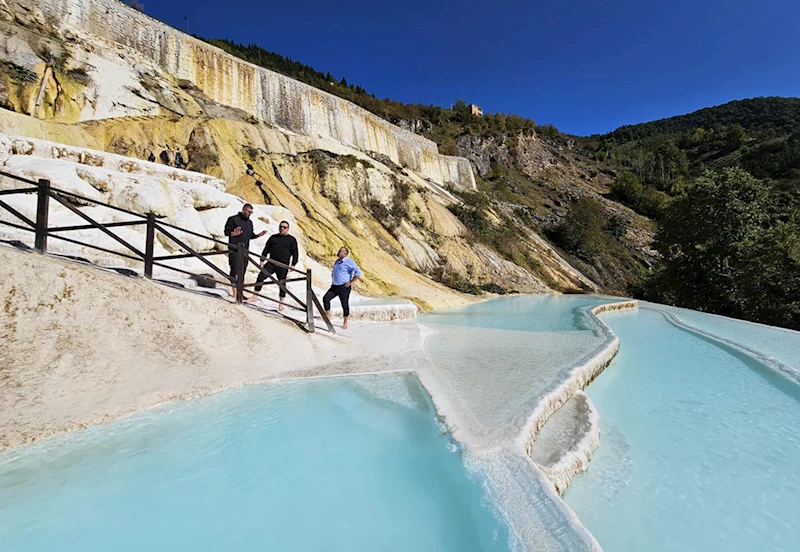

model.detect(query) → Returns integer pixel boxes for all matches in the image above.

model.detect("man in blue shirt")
[323,246,362,330]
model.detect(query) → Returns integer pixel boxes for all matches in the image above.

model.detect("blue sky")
[144,0,799,136]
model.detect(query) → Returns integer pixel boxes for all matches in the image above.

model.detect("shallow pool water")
[7,294,796,552]
[0,375,512,552]
[655,302,800,373]
[418,295,622,448]
[421,294,620,333]
[565,306,800,552]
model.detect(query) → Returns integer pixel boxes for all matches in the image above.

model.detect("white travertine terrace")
[529,391,601,496]
[0,133,302,271]
[415,301,637,453]
[659,308,800,387]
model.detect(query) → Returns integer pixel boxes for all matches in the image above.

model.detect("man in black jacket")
[247,220,299,311]
[224,204,266,285]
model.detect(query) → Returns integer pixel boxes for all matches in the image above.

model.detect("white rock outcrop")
[0,134,300,278]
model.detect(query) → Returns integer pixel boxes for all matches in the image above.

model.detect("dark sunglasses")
[279,225,288,229]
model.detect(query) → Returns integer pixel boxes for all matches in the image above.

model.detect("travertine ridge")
[6,0,475,190]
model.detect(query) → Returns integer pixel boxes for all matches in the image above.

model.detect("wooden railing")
[0,171,335,334]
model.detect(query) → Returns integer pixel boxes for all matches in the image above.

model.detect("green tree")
[637,186,671,219]
[552,196,607,256]
[124,0,144,11]
[610,171,643,205]
[495,112,507,132]
[653,141,689,193]
[724,124,747,150]
[644,167,800,328]
[736,221,800,328]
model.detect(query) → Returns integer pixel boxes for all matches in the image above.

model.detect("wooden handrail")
[245,251,306,274]
[245,255,308,309]
[0,171,37,185]
[0,171,335,334]
[48,220,145,233]
[0,198,35,228]
[153,218,232,249]
[154,222,232,283]
[0,186,38,195]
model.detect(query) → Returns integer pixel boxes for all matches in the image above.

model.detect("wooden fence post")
[144,213,155,279]
[306,269,315,333]
[34,179,50,253]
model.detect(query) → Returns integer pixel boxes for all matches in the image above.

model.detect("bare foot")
[278,302,285,312]
[244,296,259,304]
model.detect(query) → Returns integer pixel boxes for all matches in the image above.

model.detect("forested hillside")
[603,97,800,140]
[588,98,800,329]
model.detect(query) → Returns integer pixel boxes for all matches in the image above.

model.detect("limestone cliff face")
[3,0,475,191]
[0,0,600,304]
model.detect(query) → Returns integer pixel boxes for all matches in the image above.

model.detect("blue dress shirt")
[331,257,362,285]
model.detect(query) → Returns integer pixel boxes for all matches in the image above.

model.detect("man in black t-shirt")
[224,203,266,282]
[247,220,299,311]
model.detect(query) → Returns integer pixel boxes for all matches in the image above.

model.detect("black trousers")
[323,284,352,317]
[228,252,240,280]
[255,262,289,297]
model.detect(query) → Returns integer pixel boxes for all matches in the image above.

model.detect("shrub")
[606,215,629,239]
[368,199,400,231]
[337,154,373,171]
[481,283,507,295]
[636,187,670,219]
[453,189,490,210]
[448,204,492,240]
[551,196,607,256]
[391,181,411,219]
[124,0,145,12]
[514,207,534,227]
[430,264,482,295]
[309,150,331,179]
[610,171,643,205]
[610,171,670,219]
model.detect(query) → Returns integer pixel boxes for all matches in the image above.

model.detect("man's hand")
[257,230,267,238]
[232,226,243,237]
[344,281,352,288]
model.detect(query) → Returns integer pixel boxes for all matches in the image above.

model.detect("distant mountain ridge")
[602,97,800,141]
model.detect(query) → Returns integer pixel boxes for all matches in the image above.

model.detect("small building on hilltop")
[468,104,483,117]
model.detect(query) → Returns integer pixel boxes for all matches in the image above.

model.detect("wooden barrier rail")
[0,171,335,334]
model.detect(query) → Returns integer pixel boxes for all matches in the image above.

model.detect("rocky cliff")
[1,0,474,191]
[0,0,599,304]
[452,130,657,292]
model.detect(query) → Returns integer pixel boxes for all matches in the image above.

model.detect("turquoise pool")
[4,294,798,552]
[0,375,512,552]
[565,305,800,551]
[421,295,800,551]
